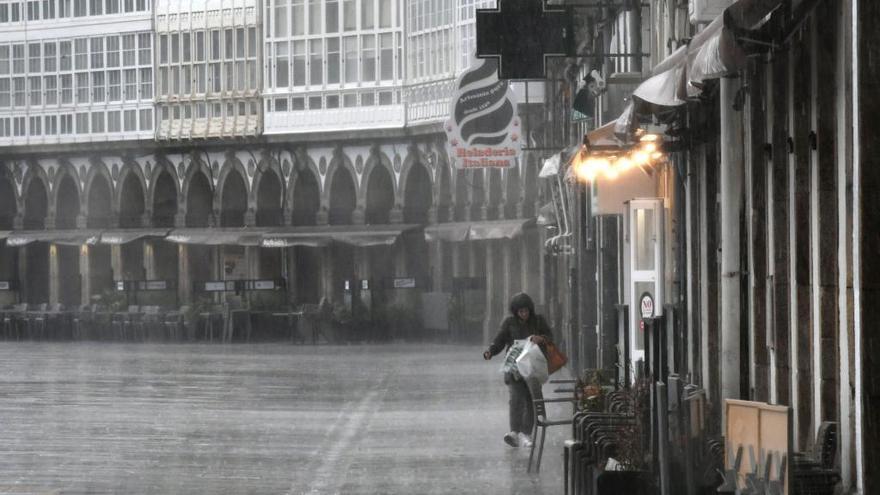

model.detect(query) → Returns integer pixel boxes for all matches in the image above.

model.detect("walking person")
[482,292,553,448]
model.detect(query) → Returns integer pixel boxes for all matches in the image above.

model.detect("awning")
[539,154,561,178]
[633,56,687,107]
[540,144,581,179]
[165,228,268,246]
[586,120,629,151]
[263,225,421,248]
[6,230,102,247]
[468,219,534,241]
[424,222,471,242]
[424,219,534,242]
[686,14,747,96]
[99,229,171,245]
[537,202,557,226]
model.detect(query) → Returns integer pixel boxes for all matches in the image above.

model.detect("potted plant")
[596,377,654,495]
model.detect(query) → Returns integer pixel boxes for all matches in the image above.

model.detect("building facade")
[0,0,549,345]
[540,0,878,492]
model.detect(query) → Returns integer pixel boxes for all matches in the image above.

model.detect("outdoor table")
[271,311,305,343]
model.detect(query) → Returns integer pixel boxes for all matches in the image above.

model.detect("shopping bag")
[516,339,549,384]
[499,339,527,380]
[545,341,568,375]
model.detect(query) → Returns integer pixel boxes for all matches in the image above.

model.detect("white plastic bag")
[516,339,549,384]
[500,339,528,380]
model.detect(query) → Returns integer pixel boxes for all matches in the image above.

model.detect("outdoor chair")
[139,306,163,341]
[164,306,187,342]
[792,421,840,495]
[2,303,26,340]
[72,304,94,340]
[45,303,65,340]
[27,303,48,340]
[529,390,579,473]
[112,305,141,341]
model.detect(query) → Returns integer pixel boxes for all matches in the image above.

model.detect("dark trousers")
[507,376,542,434]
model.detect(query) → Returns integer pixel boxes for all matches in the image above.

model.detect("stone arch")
[0,169,16,229]
[20,165,50,229]
[182,159,214,228]
[149,161,180,228]
[327,163,357,225]
[83,162,115,228]
[399,149,434,207]
[216,158,250,227]
[504,164,522,219]
[359,150,396,209]
[322,152,357,211]
[253,162,284,227]
[116,162,147,228]
[53,164,81,229]
[403,161,433,224]
[290,165,320,226]
[364,161,394,225]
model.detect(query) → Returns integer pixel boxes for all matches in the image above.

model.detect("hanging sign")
[640,292,655,319]
[445,57,522,169]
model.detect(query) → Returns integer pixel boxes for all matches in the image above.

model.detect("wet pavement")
[0,342,572,494]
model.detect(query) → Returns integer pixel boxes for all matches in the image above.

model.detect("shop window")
[44,75,56,104]
[107,110,120,132]
[60,114,72,134]
[75,112,88,133]
[309,39,322,86]
[362,0,373,29]
[123,109,136,131]
[361,35,375,82]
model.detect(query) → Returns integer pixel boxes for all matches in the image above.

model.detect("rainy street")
[0,342,569,494]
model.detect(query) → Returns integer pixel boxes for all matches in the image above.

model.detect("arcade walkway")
[0,343,569,494]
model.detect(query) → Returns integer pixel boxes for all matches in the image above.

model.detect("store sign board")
[475,0,574,80]
[640,292,655,319]
[393,278,417,289]
[445,57,522,169]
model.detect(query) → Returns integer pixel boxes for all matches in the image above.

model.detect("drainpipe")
[720,76,743,410]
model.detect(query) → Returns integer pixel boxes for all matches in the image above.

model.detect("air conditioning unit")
[689,0,734,24]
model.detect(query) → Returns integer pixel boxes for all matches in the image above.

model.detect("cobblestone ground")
[0,342,572,494]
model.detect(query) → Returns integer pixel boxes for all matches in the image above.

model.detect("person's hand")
[483,350,492,360]
[530,335,546,345]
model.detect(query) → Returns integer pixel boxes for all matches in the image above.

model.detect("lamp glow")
[641,142,657,153]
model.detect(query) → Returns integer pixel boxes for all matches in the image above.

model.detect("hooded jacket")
[486,293,553,358]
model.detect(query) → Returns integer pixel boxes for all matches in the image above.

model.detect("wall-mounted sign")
[445,57,522,169]
[204,281,228,292]
[393,278,417,289]
[361,279,369,290]
[144,281,169,291]
[640,292,655,319]
[0,281,11,290]
[253,280,275,290]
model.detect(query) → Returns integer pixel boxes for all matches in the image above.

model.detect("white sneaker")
[518,432,533,448]
[503,431,519,447]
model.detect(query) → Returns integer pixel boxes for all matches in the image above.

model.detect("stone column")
[79,244,90,306]
[144,241,157,280]
[110,245,123,282]
[178,244,190,304]
[48,244,59,305]
[430,240,444,292]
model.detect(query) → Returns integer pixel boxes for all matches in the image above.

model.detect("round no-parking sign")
[639,292,655,319]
